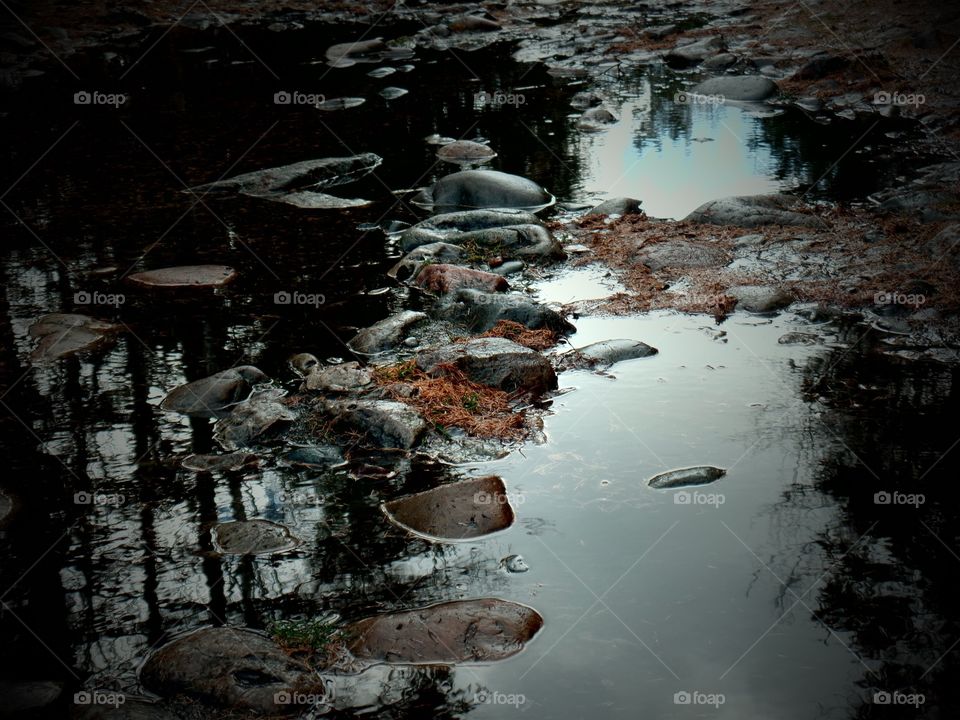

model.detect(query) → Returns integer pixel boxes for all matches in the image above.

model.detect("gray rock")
[302,361,373,392]
[416,337,558,393]
[685,194,821,227]
[379,86,408,100]
[211,519,301,555]
[437,140,496,163]
[387,242,465,281]
[584,197,643,217]
[140,627,320,715]
[703,52,737,69]
[570,90,605,109]
[664,35,725,66]
[281,445,344,468]
[400,210,563,259]
[728,285,793,313]
[28,313,120,366]
[778,332,822,345]
[556,339,658,371]
[691,75,778,102]
[492,260,525,276]
[445,289,576,333]
[415,170,554,212]
[638,241,729,270]
[648,466,726,489]
[326,38,385,61]
[212,387,296,450]
[161,366,270,418]
[348,310,429,354]
[326,399,428,448]
[577,105,618,130]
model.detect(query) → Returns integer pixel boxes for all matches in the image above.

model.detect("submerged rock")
[691,75,778,102]
[556,339,658,371]
[584,197,644,217]
[685,194,820,227]
[28,313,120,365]
[182,451,259,472]
[414,170,554,212]
[326,37,386,62]
[382,475,514,540]
[140,627,319,714]
[728,285,793,313]
[436,140,497,164]
[348,310,429,354]
[211,519,300,555]
[648,466,726,489]
[445,289,575,334]
[345,598,544,663]
[212,387,296,450]
[325,399,428,449]
[161,366,270,418]
[127,264,237,288]
[414,264,509,295]
[416,337,557,393]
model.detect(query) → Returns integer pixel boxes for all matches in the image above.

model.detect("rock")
[326,37,385,61]
[778,332,821,345]
[664,35,725,67]
[281,445,344,468]
[691,75,778,102]
[793,53,848,80]
[182,451,259,472]
[584,197,643,217]
[555,339,658,371]
[648,466,726,489]
[160,366,269,418]
[140,627,320,715]
[345,598,544,664]
[570,90,605,109]
[348,310,429,354]
[638,241,728,270]
[367,66,395,78]
[445,289,575,334]
[302,361,373,392]
[212,387,296,450]
[28,313,120,365]
[382,475,514,540]
[127,265,237,289]
[416,337,558,393]
[577,105,618,131]
[448,15,501,32]
[388,242,465,281]
[728,285,793,313]
[315,97,366,111]
[379,86,408,100]
[415,170,554,213]
[703,52,737,69]
[401,211,563,260]
[325,399,428,449]
[436,140,496,164]
[211,519,300,555]
[0,680,62,715]
[414,264,509,295]
[501,554,529,573]
[425,133,457,145]
[684,194,820,227]
[189,153,382,208]
[492,260,525,276]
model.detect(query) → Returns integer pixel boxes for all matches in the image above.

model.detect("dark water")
[1,20,958,719]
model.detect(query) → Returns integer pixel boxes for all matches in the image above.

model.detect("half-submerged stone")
[160,366,270,418]
[648,466,726,489]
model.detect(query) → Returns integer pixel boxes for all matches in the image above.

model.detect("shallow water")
[1,20,958,719]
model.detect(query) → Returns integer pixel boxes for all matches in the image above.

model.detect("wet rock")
[648,466,726,489]
[367,66,395,78]
[684,194,820,227]
[28,313,120,365]
[190,153,381,208]
[445,289,575,334]
[415,170,554,213]
[213,387,296,450]
[325,399,428,449]
[576,105,618,131]
[638,241,729,270]
[388,242,465,281]
[492,260,525,276]
[556,339,658,371]
[501,554,529,573]
[729,285,793,313]
[778,332,822,345]
[584,197,643,217]
[400,210,563,260]
[570,90,605,109]
[382,475,514,540]
[414,264,509,295]
[348,310,429,354]
[416,337,558,393]
[448,14,501,32]
[664,35,725,67]
[436,140,496,164]
[346,598,544,663]
[281,445,344,468]
[182,451,258,472]
[302,361,373,392]
[0,680,62,715]
[703,52,737,69]
[127,264,237,288]
[315,96,366,111]
[326,37,386,62]
[211,519,300,555]
[379,86,408,100]
[691,75,778,102]
[425,133,457,145]
[646,23,678,39]
[140,627,319,714]
[160,366,269,418]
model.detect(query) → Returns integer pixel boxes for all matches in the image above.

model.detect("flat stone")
[348,310,429,354]
[28,313,120,365]
[584,197,643,217]
[685,194,821,227]
[414,264,509,294]
[211,519,300,555]
[691,75,778,102]
[638,241,729,270]
[556,339,658,371]
[416,337,558,393]
[326,399,428,449]
[127,265,237,289]
[728,284,793,313]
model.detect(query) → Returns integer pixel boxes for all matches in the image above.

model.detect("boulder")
[160,366,270,418]
[690,75,778,102]
[388,242,465,281]
[444,289,575,334]
[684,194,820,227]
[348,310,428,354]
[584,197,643,217]
[415,170,554,212]
[302,361,373,392]
[212,387,296,450]
[414,264,509,294]
[437,140,496,163]
[416,337,557,393]
[325,399,428,449]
